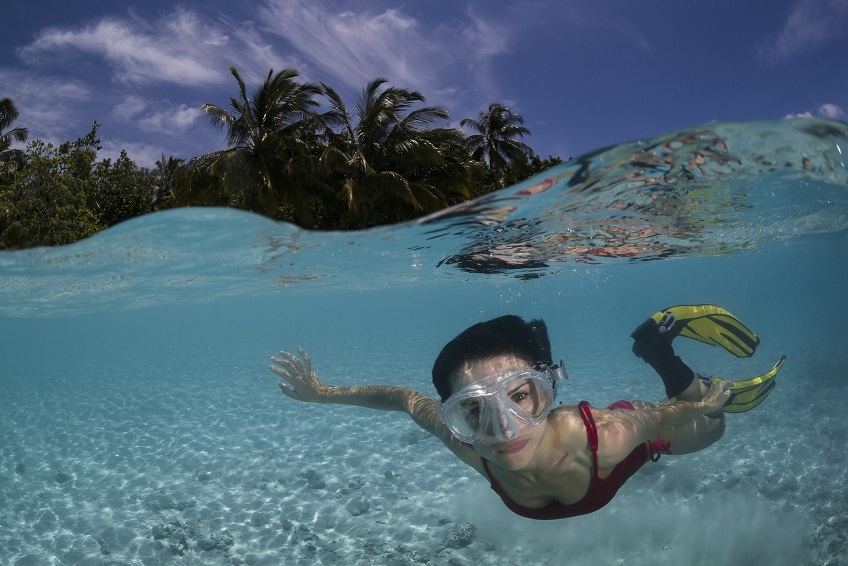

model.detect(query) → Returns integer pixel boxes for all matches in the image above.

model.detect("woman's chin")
[477,436,534,469]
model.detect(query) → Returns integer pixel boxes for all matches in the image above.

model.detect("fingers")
[268,362,294,382]
[275,350,305,373]
[270,355,300,376]
[269,348,315,400]
[298,347,312,374]
[269,348,311,375]
[720,379,732,400]
[278,382,298,398]
[706,379,732,408]
[708,379,730,391]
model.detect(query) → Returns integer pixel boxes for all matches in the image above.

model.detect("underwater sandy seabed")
[2,235,847,566]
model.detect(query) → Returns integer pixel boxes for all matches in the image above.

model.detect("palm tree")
[151,153,184,209]
[177,67,322,219]
[318,79,472,227]
[461,103,532,175]
[0,97,29,182]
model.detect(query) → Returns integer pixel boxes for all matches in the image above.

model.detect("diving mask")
[437,362,567,444]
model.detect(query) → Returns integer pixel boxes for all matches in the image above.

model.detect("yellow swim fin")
[650,304,760,358]
[705,355,786,413]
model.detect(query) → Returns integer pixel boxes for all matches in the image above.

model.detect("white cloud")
[818,103,845,120]
[759,0,848,63]
[258,0,450,92]
[99,139,168,169]
[784,111,815,119]
[462,10,511,59]
[783,103,845,120]
[19,10,223,86]
[112,95,148,121]
[229,24,306,84]
[0,69,92,143]
[450,9,515,101]
[138,104,201,134]
[253,0,543,120]
[17,7,298,87]
[0,70,90,106]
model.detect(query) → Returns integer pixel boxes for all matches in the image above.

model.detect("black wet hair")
[432,315,554,402]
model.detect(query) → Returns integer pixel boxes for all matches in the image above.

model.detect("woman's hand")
[700,379,732,413]
[269,348,330,403]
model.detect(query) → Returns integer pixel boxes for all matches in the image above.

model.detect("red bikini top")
[481,400,670,520]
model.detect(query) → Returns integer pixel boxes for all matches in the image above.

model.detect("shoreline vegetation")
[0,67,563,250]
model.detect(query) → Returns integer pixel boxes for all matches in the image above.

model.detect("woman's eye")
[510,384,532,403]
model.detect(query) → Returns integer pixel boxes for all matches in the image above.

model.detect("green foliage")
[468,160,503,195]
[315,79,474,229]
[152,154,185,209]
[93,150,157,226]
[174,70,481,230]
[1,77,567,249]
[502,154,565,187]
[0,97,29,183]
[173,67,323,221]
[461,103,532,177]
[469,153,565,194]
[0,123,154,250]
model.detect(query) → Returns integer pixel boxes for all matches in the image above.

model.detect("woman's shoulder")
[548,404,590,439]
[550,401,597,421]
[550,402,581,419]
[549,402,635,437]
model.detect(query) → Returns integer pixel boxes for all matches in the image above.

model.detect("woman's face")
[450,354,550,470]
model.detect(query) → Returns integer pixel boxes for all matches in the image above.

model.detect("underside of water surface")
[2,117,847,317]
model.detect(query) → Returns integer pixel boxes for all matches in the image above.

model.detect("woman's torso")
[481,404,598,508]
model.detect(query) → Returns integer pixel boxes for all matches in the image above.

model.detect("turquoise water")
[1,118,847,565]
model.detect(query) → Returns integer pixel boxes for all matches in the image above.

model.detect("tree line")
[0,67,562,250]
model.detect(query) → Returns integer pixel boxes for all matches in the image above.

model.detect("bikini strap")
[577,401,599,479]
[650,440,672,462]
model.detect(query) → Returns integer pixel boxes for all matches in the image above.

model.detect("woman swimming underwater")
[268,305,783,519]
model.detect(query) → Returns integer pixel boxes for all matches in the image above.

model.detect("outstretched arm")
[269,349,481,467]
[271,348,425,411]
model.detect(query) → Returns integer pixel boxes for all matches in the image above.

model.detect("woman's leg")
[672,377,726,452]
[634,379,727,455]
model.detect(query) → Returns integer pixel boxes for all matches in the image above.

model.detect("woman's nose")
[491,408,517,440]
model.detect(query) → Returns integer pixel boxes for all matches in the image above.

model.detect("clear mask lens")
[440,371,554,443]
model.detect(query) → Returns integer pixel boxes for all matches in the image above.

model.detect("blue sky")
[2,0,846,168]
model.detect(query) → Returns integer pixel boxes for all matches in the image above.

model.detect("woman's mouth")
[496,438,529,454]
